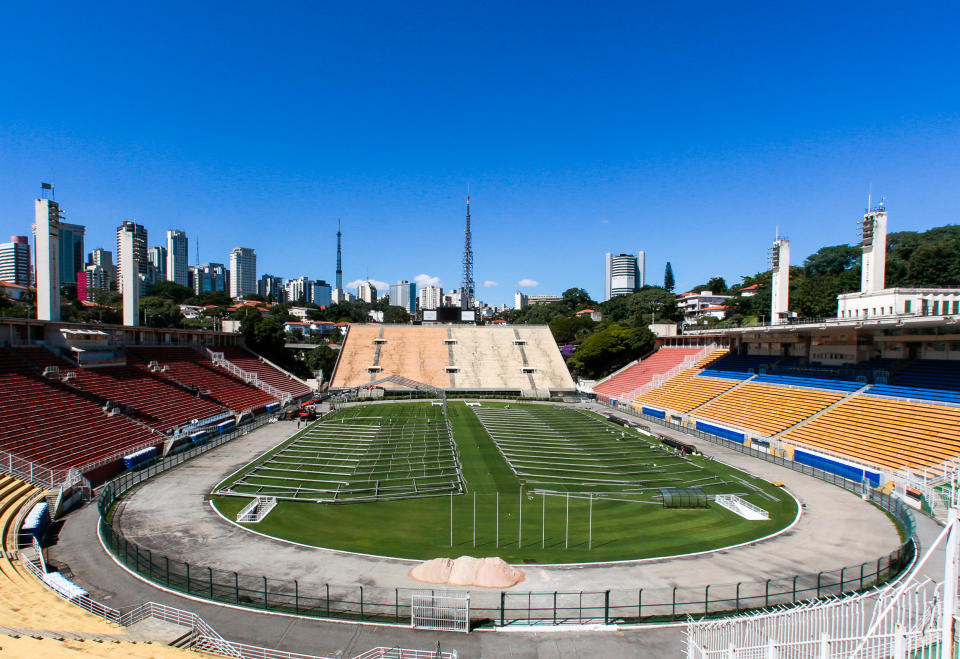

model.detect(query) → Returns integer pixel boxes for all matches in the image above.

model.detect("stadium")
[0,273,955,658]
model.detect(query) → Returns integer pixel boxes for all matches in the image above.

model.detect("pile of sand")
[409,556,525,588]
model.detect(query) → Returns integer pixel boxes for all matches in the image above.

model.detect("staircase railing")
[625,343,719,402]
[205,348,292,406]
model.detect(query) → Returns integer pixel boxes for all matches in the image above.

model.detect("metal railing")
[207,348,292,406]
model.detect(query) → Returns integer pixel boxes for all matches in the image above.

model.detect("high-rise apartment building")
[285,276,310,303]
[116,222,148,293]
[357,281,377,304]
[390,280,416,314]
[332,289,355,304]
[148,246,167,283]
[0,236,31,287]
[418,285,444,311]
[118,222,141,326]
[192,263,227,295]
[229,247,257,299]
[87,248,115,289]
[311,280,332,307]
[166,230,188,287]
[258,274,284,302]
[604,252,642,301]
[58,222,85,286]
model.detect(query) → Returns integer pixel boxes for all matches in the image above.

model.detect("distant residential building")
[311,280,332,307]
[116,222,148,293]
[59,222,85,286]
[390,280,416,314]
[575,308,603,322]
[229,247,257,298]
[284,320,335,337]
[285,276,310,303]
[193,263,227,295]
[418,285,444,311]
[258,274,285,302]
[444,288,461,308]
[332,288,355,304]
[515,293,562,309]
[0,236,31,287]
[514,291,526,310]
[166,230,189,287]
[87,248,116,289]
[83,264,111,292]
[740,284,759,297]
[148,246,167,283]
[677,290,732,322]
[357,280,377,304]
[604,252,642,301]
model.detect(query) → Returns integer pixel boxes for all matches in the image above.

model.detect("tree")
[560,288,595,312]
[566,324,655,379]
[382,306,411,323]
[906,240,960,287]
[664,262,675,293]
[694,276,727,295]
[549,315,595,344]
[151,281,194,304]
[802,245,860,277]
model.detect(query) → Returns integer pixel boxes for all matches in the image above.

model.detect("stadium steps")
[685,373,758,415]
[771,384,870,439]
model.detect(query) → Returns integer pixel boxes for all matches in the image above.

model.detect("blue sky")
[1,2,958,305]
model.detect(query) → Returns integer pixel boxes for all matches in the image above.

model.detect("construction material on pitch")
[409,556,525,588]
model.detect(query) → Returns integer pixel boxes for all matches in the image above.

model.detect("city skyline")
[1,3,959,305]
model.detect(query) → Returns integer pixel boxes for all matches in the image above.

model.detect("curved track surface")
[49,403,919,658]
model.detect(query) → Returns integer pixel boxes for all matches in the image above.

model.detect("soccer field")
[213,401,798,563]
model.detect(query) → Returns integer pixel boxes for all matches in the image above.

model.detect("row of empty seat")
[13,347,226,432]
[593,347,703,399]
[218,346,312,398]
[0,349,159,474]
[693,382,846,437]
[635,349,736,413]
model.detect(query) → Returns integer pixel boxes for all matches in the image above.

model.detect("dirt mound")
[409,556,525,589]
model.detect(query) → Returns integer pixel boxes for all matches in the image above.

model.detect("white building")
[118,222,141,326]
[229,247,257,298]
[285,276,310,303]
[166,230,189,287]
[148,245,167,283]
[332,288,355,304]
[418,285,444,310]
[33,199,61,321]
[115,222,148,294]
[357,280,377,304]
[604,252,642,301]
[88,248,115,290]
[0,236,31,287]
[771,238,790,324]
[677,290,732,322]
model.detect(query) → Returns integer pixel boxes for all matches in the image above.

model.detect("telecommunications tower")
[460,191,475,310]
[336,218,343,291]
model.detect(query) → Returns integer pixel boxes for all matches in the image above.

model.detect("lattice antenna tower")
[336,218,343,291]
[460,186,475,310]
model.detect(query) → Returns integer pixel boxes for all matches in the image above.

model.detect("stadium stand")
[126,346,277,413]
[634,349,738,413]
[593,347,703,399]
[892,359,960,391]
[329,325,575,395]
[701,353,781,373]
[693,382,847,436]
[218,346,313,399]
[781,395,960,474]
[13,346,227,432]
[0,348,159,474]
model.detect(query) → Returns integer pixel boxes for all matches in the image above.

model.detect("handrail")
[206,348,292,406]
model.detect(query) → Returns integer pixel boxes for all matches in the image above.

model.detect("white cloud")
[482,280,498,287]
[346,278,389,291]
[517,278,539,287]
[414,273,442,288]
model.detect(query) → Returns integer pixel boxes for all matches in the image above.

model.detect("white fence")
[685,508,960,659]
[713,494,770,520]
[352,650,457,659]
[625,344,719,402]
[237,496,277,523]
[207,348,292,406]
[411,591,470,633]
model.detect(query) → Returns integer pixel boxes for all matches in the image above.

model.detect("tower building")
[604,252,642,301]
[118,222,141,326]
[461,193,475,310]
[116,222,148,293]
[860,201,888,294]
[229,247,257,298]
[33,198,62,321]
[0,236,31,287]
[771,236,790,324]
[166,230,189,287]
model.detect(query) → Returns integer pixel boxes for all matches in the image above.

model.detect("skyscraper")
[148,246,167,282]
[229,247,257,299]
[116,222,148,293]
[603,252,642,301]
[118,222,141,326]
[285,276,310,303]
[418,285,444,311]
[193,263,227,295]
[390,280,416,314]
[58,222,85,286]
[357,280,377,303]
[311,280,332,307]
[166,230,189,287]
[258,274,284,302]
[0,236,31,287]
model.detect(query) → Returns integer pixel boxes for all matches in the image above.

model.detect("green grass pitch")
[213,401,798,563]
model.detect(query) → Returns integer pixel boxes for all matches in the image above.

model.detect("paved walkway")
[45,403,932,658]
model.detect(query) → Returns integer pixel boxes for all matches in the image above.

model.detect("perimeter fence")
[96,401,917,628]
